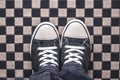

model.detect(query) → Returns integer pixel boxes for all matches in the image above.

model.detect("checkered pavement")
[0,0,120,80]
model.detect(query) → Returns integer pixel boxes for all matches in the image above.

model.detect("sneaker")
[61,19,91,72]
[30,22,60,72]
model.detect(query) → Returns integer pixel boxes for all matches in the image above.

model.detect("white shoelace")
[37,46,58,66]
[64,45,85,65]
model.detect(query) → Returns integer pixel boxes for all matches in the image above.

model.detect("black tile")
[41,0,49,8]
[6,17,14,26]
[93,70,102,78]
[111,35,119,44]
[23,18,31,26]
[58,1,67,8]
[88,27,93,35]
[93,53,102,61]
[77,18,85,22]
[89,61,93,70]
[112,0,120,8]
[67,9,76,17]
[23,52,31,61]
[7,70,15,77]
[6,1,14,8]
[32,27,36,33]
[85,9,93,17]
[24,70,32,77]
[32,9,40,17]
[0,61,6,69]
[41,17,49,22]
[102,61,111,70]
[23,0,31,8]
[111,18,119,26]
[50,9,58,17]
[0,78,6,80]
[111,70,119,78]
[0,44,6,52]
[0,27,6,34]
[111,53,119,61]
[103,9,111,17]
[94,36,102,44]
[23,35,31,43]
[0,9,5,17]
[94,18,102,26]
[15,61,23,69]
[7,52,15,60]
[102,44,111,52]
[76,0,85,8]
[94,0,103,8]
[15,78,24,80]
[6,35,14,43]
[102,78,110,80]
[15,44,23,52]
[102,27,111,35]
[15,27,23,35]
[15,9,23,17]
[58,17,67,26]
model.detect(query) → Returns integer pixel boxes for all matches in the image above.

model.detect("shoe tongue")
[65,37,87,46]
[35,39,55,47]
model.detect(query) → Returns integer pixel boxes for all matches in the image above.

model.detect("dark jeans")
[30,62,93,80]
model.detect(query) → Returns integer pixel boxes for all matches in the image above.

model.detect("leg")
[60,19,93,80]
[30,66,62,80]
[60,63,93,80]
[30,22,62,80]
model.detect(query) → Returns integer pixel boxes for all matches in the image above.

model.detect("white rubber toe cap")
[33,22,58,40]
[63,19,90,38]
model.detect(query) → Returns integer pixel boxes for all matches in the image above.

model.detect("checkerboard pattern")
[0,0,120,80]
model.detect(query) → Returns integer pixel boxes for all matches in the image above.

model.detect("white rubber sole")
[30,22,60,54]
[61,19,91,49]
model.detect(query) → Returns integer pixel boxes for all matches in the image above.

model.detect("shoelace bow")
[37,46,58,66]
[64,45,85,65]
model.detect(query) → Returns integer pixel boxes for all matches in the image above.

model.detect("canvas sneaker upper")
[30,22,60,72]
[61,19,91,72]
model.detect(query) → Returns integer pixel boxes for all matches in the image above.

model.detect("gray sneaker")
[61,19,91,72]
[30,22,60,72]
